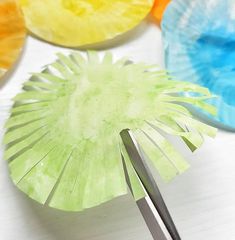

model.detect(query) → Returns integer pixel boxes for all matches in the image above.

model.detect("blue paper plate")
[162,0,235,130]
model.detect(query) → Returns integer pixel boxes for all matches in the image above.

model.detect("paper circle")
[151,0,171,24]
[0,0,26,78]
[19,0,154,47]
[162,0,235,129]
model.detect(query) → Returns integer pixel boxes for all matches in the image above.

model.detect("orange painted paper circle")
[151,0,171,25]
[0,0,26,78]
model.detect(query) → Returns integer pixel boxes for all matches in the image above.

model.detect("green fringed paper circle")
[4,51,216,211]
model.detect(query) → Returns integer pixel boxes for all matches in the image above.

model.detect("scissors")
[120,129,181,240]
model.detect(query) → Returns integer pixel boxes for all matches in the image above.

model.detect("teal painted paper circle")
[162,0,235,130]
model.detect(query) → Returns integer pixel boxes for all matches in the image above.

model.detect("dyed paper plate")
[162,0,235,129]
[0,0,26,78]
[151,0,170,24]
[19,0,154,47]
[4,51,215,211]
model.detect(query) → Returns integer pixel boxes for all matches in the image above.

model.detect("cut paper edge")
[4,51,217,211]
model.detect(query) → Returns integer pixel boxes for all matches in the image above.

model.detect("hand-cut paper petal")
[4,52,216,211]
[0,0,26,78]
[162,0,235,129]
[151,0,170,24]
[19,0,154,47]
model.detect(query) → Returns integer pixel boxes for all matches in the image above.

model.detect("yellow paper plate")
[0,0,26,78]
[151,0,170,25]
[19,0,154,47]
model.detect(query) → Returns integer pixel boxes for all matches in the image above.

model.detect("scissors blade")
[120,129,181,240]
[122,154,173,240]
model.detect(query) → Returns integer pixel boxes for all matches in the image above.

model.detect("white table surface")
[1,19,235,240]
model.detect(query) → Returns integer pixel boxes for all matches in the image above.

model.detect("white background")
[1,18,235,240]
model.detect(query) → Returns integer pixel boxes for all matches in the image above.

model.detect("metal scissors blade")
[120,129,181,240]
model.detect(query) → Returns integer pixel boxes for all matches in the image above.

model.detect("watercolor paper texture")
[19,0,154,47]
[151,0,170,24]
[162,0,235,129]
[4,51,216,211]
[0,0,26,78]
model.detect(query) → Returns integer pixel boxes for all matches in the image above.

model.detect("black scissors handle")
[120,129,181,240]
